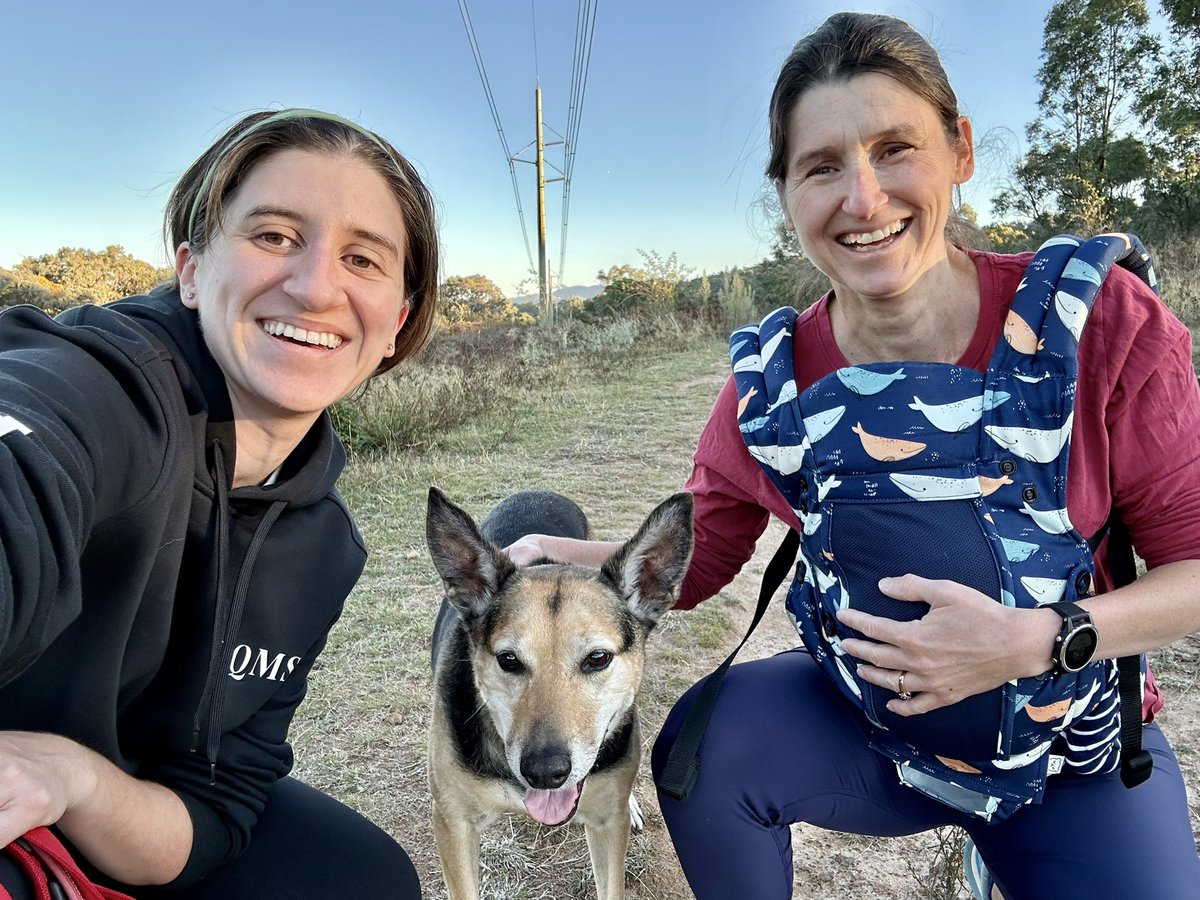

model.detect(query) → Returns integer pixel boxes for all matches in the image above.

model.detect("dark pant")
[1,777,420,899]
[651,648,1200,900]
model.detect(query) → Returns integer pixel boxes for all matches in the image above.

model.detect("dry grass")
[292,306,1200,899]
[1151,236,1200,368]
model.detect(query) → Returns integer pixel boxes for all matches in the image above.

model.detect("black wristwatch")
[1046,600,1099,673]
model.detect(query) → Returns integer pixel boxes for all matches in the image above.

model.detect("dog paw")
[628,795,645,833]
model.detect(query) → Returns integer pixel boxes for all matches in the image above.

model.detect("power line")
[558,0,598,284]
[566,0,598,178]
[456,0,597,289]
[457,0,537,274]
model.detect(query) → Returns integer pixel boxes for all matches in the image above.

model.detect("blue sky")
[1,1,1065,294]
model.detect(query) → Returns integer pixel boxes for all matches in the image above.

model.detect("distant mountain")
[513,283,604,305]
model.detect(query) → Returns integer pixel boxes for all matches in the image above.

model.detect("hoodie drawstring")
[191,441,287,783]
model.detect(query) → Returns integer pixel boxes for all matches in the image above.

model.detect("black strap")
[657,528,800,801]
[1103,513,1154,788]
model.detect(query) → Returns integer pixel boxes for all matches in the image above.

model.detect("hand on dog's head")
[425,486,694,631]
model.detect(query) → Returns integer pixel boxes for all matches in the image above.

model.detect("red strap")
[2,836,53,900]
[2,829,134,900]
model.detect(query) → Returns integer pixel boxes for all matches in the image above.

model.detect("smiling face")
[775,72,974,309]
[176,148,409,428]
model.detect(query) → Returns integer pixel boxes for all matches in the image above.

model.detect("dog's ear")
[426,487,516,622]
[601,492,694,629]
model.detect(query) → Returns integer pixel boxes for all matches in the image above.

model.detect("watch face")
[1063,626,1099,671]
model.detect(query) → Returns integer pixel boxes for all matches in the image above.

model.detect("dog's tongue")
[523,782,583,826]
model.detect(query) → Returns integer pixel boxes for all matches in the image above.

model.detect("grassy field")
[290,314,1200,899]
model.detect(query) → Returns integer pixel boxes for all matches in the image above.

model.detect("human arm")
[0,305,183,682]
[676,375,795,609]
[503,534,621,567]
[0,306,202,880]
[0,657,324,887]
[0,732,191,884]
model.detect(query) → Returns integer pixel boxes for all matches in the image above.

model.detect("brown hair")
[164,109,439,372]
[766,13,962,183]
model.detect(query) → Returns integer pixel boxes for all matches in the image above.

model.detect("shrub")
[330,311,714,456]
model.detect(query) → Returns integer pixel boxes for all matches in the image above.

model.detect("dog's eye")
[582,649,613,673]
[495,651,525,674]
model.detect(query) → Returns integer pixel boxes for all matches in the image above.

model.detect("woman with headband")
[0,109,434,898]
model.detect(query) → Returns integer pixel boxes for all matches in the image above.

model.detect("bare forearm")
[0,733,191,885]
[546,535,621,566]
[59,755,192,884]
[505,534,622,567]
[1019,559,1200,677]
[839,561,1200,714]
[1085,558,1200,659]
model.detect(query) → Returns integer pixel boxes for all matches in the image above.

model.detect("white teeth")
[262,320,343,349]
[840,220,906,246]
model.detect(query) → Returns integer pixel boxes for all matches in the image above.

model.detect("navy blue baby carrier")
[658,234,1157,822]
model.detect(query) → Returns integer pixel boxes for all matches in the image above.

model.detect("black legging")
[1,778,421,899]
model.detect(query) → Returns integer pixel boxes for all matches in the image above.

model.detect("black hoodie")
[0,290,367,885]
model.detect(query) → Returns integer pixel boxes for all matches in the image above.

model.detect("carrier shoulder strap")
[1104,512,1155,787]
[1040,234,1157,789]
[657,528,799,801]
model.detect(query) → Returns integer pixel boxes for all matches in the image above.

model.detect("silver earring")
[184,288,196,300]
[386,342,395,353]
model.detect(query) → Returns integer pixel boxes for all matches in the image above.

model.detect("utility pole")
[535,86,552,325]
[510,86,564,326]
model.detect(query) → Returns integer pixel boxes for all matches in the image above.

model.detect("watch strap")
[1046,599,1089,625]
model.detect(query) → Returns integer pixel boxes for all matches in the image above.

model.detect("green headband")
[185,108,403,244]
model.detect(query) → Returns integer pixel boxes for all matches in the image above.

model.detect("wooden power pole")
[535,86,553,325]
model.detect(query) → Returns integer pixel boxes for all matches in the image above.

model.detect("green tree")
[0,268,58,310]
[1,246,169,310]
[438,274,533,328]
[1136,0,1200,237]
[993,0,1158,238]
[982,221,1037,253]
[11,245,169,304]
[586,250,694,320]
[595,263,649,284]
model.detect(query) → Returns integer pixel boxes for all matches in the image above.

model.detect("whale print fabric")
[731,233,1157,822]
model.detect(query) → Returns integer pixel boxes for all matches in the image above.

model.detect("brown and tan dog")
[425,487,693,900]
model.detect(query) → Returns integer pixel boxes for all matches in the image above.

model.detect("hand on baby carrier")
[838,573,1050,716]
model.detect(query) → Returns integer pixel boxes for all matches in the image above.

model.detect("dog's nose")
[521,747,572,789]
